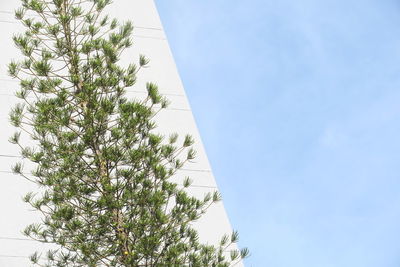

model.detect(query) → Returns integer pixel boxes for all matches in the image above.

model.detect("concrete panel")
[0,1,242,266]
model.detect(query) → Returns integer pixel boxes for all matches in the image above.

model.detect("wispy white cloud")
[156,0,400,266]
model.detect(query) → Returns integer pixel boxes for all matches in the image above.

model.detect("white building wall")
[0,1,242,266]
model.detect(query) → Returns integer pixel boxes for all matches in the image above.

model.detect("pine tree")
[8,0,249,266]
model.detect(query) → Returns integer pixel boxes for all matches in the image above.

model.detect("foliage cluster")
[8,0,248,266]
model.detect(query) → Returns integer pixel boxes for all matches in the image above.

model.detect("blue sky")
[156,0,400,266]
